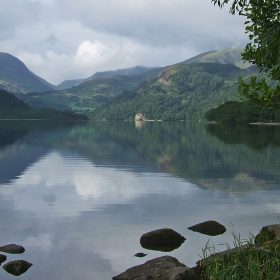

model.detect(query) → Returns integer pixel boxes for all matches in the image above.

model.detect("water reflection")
[0,121,280,279]
[2,121,280,193]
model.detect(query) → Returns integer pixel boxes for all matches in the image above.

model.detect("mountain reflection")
[1,121,280,193]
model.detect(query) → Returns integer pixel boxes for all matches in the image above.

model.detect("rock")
[255,224,280,245]
[135,253,147,258]
[113,256,198,280]
[0,244,25,254]
[188,221,226,236]
[197,244,258,268]
[3,260,32,276]
[140,228,186,252]
[0,254,6,265]
[259,240,280,251]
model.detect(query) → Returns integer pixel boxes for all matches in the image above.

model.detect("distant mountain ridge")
[55,66,158,90]
[183,48,251,69]
[0,52,54,93]
[1,48,256,121]
[55,79,84,90]
[89,66,158,80]
[26,67,162,114]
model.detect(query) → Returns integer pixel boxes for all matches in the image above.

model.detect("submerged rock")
[3,260,32,276]
[0,254,7,265]
[255,224,280,245]
[134,253,147,258]
[188,221,226,236]
[0,244,25,254]
[140,228,186,252]
[113,256,198,280]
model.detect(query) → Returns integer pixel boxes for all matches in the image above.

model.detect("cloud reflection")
[2,152,195,217]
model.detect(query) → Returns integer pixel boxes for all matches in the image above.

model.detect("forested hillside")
[93,63,256,120]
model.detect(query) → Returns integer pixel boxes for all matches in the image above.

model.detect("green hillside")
[93,63,256,121]
[27,68,161,114]
[0,52,54,94]
[0,89,86,120]
[14,48,258,120]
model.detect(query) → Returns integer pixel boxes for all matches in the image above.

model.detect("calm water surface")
[1,121,280,279]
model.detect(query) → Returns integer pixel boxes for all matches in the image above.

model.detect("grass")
[200,232,280,280]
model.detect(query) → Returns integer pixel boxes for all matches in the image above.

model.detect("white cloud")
[74,40,116,67]
[0,0,247,84]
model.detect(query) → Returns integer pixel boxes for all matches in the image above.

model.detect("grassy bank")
[200,233,280,280]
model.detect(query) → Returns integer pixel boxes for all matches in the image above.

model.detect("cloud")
[0,0,247,84]
[74,40,116,67]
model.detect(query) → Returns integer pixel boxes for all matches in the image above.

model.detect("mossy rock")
[255,224,280,245]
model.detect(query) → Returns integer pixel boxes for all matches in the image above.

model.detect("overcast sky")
[0,0,246,84]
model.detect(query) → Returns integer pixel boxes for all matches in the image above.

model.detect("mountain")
[26,67,161,114]
[93,62,257,121]
[55,79,84,90]
[183,48,252,69]
[0,89,86,120]
[89,66,158,80]
[16,48,256,120]
[0,52,54,94]
[54,66,157,91]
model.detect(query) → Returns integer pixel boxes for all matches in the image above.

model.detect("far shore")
[249,122,280,126]
[0,118,46,121]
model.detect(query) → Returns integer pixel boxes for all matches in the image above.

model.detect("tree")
[212,0,280,107]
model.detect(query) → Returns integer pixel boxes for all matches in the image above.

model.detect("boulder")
[140,228,186,252]
[135,253,147,258]
[188,221,226,236]
[0,244,25,254]
[113,256,198,280]
[3,260,32,276]
[255,224,280,245]
[0,254,6,265]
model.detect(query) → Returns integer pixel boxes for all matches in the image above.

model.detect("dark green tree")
[212,0,280,107]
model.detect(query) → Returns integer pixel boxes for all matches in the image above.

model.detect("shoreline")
[249,122,280,126]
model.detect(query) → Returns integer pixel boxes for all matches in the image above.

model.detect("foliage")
[0,89,87,120]
[206,101,280,123]
[202,233,280,280]
[93,63,256,120]
[26,69,161,115]
[212,0,280,107]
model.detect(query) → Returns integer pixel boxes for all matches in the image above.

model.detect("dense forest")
[206,101,280,124]
[92,63,256,121]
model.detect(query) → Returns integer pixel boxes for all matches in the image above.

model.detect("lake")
[0,120,280,279]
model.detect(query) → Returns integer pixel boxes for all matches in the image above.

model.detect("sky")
[0,0,246,85]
